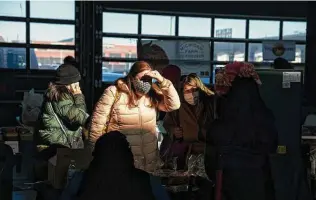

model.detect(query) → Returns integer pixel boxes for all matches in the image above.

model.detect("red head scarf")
[215,62,261,95]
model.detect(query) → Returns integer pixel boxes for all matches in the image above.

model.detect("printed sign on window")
[262,41,296,61]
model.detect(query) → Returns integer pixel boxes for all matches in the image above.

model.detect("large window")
[30,23,74,45]
[0,1,26,17]
[30,1,75,20]
[283,21,306,41]
[103,12,138,34]
[0,21,26,43]
[214,19,246,39]
[214,42,245,62]
[179,17,212,37]
[0,0,76,70]
[0,47,26,69]
[102,9,306,84]
[248,43,264,62]
[291,44,306,63]
[249,20,280,39]
[102,37,137,59]
[142,14,176,36]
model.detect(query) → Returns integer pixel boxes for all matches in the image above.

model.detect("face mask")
[184,91,199,105]
[133,79,151,94]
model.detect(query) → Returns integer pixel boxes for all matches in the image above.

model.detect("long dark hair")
[210,77,278,154]
[115,61,163,108]
[78,131,155,200]
[46,82,71,101]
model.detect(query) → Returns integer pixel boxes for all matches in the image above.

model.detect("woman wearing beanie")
[36,64,89,151]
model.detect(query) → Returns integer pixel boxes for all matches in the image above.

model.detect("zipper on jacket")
[138,105,146,170]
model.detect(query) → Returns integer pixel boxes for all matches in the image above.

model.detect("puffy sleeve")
[88,86,117,148]
[157,78,181,112]
[53,93,89,127]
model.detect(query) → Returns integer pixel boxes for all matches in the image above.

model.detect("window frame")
[0,0,76,72]
[99,7,306,84]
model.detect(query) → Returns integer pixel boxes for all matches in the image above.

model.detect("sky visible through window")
[0,1,307,44]
[0,0,74,42]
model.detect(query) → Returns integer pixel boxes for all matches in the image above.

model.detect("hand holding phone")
[70,82,81,95]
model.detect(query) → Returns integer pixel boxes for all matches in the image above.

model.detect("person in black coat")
[205,62,278,200]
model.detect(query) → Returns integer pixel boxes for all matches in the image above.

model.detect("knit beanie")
[54,64,81,85]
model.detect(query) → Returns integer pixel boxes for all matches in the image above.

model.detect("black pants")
[222,168,274,200]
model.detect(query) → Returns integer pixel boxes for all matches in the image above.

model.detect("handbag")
[48,102,83,149]
[159,110,191,170]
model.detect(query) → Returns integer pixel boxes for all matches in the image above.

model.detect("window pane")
[31,48,74,70]
[30,23,74,45]
[214,42,245,62]
[214,64,225,69]
[103,37,137,58]
[215,18,246,38]
[167,61,210,85]
[249,43,305,64]
[0,21,26,43]
[291,44,305,63]
[212,64,225,84]
[102,61,132,82]
[283,21,306,41]
[140,39,176,62]
[179,16,211,37]
[0,1,26,17]
[0,47,26,69]
[30,1,74,20]
[139,40,210,61]
[249,20,280,39]
[248,43,263,62]
[142,14,175,35]
[103,12,138,34]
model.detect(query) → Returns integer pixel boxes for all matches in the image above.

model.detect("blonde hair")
[183,73,214,96]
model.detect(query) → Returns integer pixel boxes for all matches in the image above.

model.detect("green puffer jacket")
[36,91,89,149]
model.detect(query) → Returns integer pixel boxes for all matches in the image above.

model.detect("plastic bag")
[21,89,43,126]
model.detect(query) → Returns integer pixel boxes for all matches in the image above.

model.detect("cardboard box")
[48,148,92,189]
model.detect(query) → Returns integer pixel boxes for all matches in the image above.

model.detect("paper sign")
[283,72,301,83]
[5,141,19,154]
[139,40,211,77]
[262,41,296,61]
